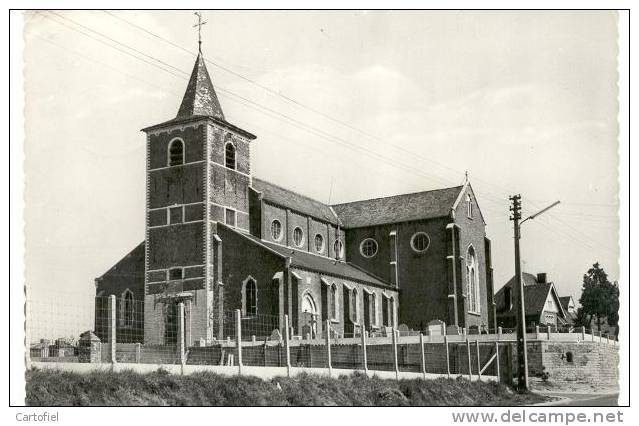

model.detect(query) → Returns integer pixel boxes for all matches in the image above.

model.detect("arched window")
[121,289,134,327]
[389,296,395,327]
[466,246,480,313]
[168,139,184,166]
[330,284,338,320]
[271,220,282,241]
[225,141,236,170]
[243,277,257,316]
[293,227,304,247]
[314,234,324,253]
[334,239,344,259]
[351,288,359,323]
[371,292,377,326]
[466,193,473,219]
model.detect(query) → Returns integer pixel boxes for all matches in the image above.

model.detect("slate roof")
[234,228,392,288]
[331,186,463,228]
[252,178,340,225]
[495,273,566,319]
[177,52,225,120]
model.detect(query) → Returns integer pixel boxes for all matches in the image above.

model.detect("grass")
[26,368,550,406]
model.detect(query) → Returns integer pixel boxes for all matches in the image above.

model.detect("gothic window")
[293,227,304,247]
[360,238,378,258]
[169,267,183,281]
[466,193,473,219]
[121,289,134,327]
[371,292,378,326]
[314,234,324,253]
[243,277,257,317]
[225,208,236,227]
[351,288,359,323]
[466,246,480,313]
[168,139,184,166]
[331,284,338,321]
[334,239,344,259]
[225,141,236,170]
[411,232,430,253]
[271,220,283,241]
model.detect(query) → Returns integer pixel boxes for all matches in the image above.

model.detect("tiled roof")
[495,272,566,319]
[235,229,392,288]
[252,178,339,225]
[331,186,463,228]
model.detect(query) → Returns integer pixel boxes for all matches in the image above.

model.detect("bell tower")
[141,18,256,344]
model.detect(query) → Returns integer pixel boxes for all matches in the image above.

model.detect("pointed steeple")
[176,52,225,120]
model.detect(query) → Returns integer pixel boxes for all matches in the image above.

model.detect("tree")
[578,263,619,335]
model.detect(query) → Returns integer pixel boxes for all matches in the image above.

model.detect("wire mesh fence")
[26,295,618,380]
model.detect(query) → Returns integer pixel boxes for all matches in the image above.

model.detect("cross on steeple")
[193,11,207,53]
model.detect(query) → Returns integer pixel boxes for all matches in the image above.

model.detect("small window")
[169,206,183,224]
[314,234,324,253]
[169,268,183,281]
[168,139,184,166]
[466,193,473,219]
[334,239,344,259]
[360,238,378,258]
[293,227,304,247]
[566,352,574,363]
[225,208,236,227]
[225,141,236,170]
[411,232,430,253]
[271,220,283,241]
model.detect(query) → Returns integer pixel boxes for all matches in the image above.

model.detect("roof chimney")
[537,273,547,283]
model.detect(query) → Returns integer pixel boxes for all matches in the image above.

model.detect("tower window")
[466,193,473,219]
[225,208,236,227]
[293,227,304,247]
[334,239,344,259]
[169,268,183,281]
[271,220,283,241]
[411,232,430,253]
[359,238,378,258]
[314,234,324,253]
[168,139,184,166]
[225,141,236,170]
[466,245,480,313]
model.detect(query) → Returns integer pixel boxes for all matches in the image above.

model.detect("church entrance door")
[301,293,318,339]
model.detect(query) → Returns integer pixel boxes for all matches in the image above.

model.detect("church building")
[94,46,496,345]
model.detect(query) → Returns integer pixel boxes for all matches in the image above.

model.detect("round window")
[271,220,282,241]
[411,232,430,253]
[293,227,304,247]
[359,238,378,258]
[314,234,325,253]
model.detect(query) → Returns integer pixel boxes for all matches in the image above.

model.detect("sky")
[23,10,620,339]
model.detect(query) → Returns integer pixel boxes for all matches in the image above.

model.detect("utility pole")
[509,194,528,392]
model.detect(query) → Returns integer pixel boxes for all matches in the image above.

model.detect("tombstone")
[468,325,480,335]
[301,324,311,339]
[194,338,207,347]
[397,324,410,337]
[428,320,446,336]
[269,329,282,343]
[446,325,462,336]
[78,331,101,363]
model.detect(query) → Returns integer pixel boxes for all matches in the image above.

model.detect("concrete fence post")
[598,330,602,344]
[284,315,291,376]
[361,328,368,375]
[108,295,117,364]
[325,319,332,377]
[419,333,426,380]
[466,338,472,381]
[581,326,586,340]
[535,325,540,339]
[476,340,481,381]
[495,341,500,383]
[235,309,243,375]
[591,329,595,342]
[392,328,399,380]
[177,302,186,365]
[497,326,502,340]
[444,334,450,379]
[135,343,141,363]
[547,326,551,341]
